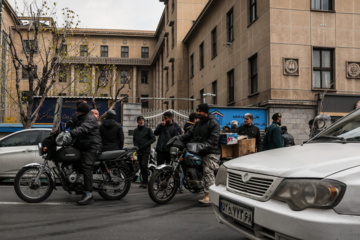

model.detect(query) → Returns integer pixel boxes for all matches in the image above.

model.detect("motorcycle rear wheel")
[148,170,179,204]
[14,167,53,203]
[98,168,131,200]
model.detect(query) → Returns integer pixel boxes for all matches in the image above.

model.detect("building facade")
[2,0,360,144]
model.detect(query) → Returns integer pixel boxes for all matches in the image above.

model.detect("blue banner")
[209,107,268,130]
[32,97,122,124]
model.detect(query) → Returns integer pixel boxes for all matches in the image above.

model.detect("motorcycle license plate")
[219,198,254,228]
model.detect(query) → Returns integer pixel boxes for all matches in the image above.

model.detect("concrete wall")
[122,103,142,146]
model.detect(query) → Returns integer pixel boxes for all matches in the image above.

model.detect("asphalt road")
[0,182,246,240]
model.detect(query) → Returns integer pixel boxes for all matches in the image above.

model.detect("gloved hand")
[167,135,180,147]
[62,132,72,144]
[55,131,72,146]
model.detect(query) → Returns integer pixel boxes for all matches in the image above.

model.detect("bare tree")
[1,0,81,128]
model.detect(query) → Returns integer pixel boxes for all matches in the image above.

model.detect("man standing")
[237,113,262,152]
[100,110,124,151]
[263,113,284,150]
[179,103,220,204]
[133,116,156,189]
[69,103,102,205]
[281,126,295,147]
[154,111,182,165]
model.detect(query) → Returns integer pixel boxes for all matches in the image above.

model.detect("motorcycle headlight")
[272,179,346,211]
[170,147,179,155]
[215,165,227,186]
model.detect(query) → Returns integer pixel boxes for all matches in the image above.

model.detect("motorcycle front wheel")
[148,169,179,204]
[14,167,54,203]
[98,167,131,200]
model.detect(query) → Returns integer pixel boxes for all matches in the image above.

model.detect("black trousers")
[138,153,150,184]
[156,151,171,165]
[80,151,98,192]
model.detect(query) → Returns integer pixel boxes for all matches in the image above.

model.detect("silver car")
[0,128,51,180]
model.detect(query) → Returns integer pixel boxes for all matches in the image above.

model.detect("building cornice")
[63,56,151,66]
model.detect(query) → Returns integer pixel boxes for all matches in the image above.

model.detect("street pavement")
[0,182,246,240]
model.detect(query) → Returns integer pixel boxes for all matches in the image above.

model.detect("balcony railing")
[63,56,152,66]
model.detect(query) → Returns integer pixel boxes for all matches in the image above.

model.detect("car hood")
[224,143,360,178]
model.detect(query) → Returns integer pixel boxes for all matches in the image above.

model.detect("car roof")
[0,128,51,141]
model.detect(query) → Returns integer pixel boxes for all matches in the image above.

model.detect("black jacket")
[282,131,295,147]
[184,121,194,133]
[70,113,102,152]
[133,125,156,154]
[179,114,221,155]
[100,119,124,152]
[154,122,182,153]
[237,124,262,152]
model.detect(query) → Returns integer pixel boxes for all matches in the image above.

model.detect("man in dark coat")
[178,103,220,204]
[154,111,182,165]
[133,116,156,188]
[69,103,102,205]
[237,113,262,152]
[65,99,87,130]
[281,126,295,147]
[100,110,124,151]
[263,113,284,150]
[226,120,238,133]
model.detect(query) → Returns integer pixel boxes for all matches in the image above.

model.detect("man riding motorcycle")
[177,103,220,204]
[62,102,102,205]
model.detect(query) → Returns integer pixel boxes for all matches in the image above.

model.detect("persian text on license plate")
[220,199,253,227]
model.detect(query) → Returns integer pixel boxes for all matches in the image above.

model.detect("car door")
[0,130,42,178]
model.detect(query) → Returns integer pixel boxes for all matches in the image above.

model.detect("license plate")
[219,198,254,228]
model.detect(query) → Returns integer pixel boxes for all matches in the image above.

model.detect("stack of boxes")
[219,133,256,159]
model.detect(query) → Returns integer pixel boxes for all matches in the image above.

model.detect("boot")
[198,192,210,204]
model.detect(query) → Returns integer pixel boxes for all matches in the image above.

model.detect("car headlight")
[215,165,227,186]
[272,179,346,211]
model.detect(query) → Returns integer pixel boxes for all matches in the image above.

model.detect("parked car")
[0,129,51,181]
[210,109,360,240]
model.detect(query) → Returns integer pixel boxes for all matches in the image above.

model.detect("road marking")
[0,201,71,205]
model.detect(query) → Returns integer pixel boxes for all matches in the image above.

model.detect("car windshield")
[310,109,360,143]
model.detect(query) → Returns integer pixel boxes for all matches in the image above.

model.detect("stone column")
[70,65,75,95]
[91,65,96,95]
[112,67,117,98]
[132,66,137,103]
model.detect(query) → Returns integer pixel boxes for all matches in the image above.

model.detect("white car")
[0,128,51,180]
[210,109,360,240]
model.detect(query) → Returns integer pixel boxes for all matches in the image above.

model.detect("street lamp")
[202,93,216,104]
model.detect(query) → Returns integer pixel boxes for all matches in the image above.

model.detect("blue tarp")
[209,107,268,130]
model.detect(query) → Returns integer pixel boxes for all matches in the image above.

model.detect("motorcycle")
[14,135,137,203]
[132,149,157,183]
[148,139,204,204]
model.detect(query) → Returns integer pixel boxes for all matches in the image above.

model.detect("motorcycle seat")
[98,150,126,161]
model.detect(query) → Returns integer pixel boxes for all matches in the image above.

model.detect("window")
[311,0,333,11]
[22,65,37,79]
[21,91,30,103]
[141,47,149,58]
[166,70,169,90]
[228,69,234,104]
[0,131,40,147]
[199,42,204,70]
[166,5,169,22]
[121,70,129,83]
[141,71,149,84]
[141,95,149,108]
[249,0,257,24]
[121,46,129,58]
[166,38,169,57]
[212,80,217,105]
[190,96,194,110]
[99,70,108,87]
[172,0,175,12]
[190,54,194,78]
[171,27,175,49]
[99,94,108,97]
[58,93,67,96]
[24,40,38,53]
[249,54,258,94]
[171,62,175,86]
[101,45,108,57]
[79,68,90,83]
[170,96,175,109]
[60,44,67,56]
[59,68,67,82]
[200,89,204,103]
[211,27,217,59]
[80,45,88,57]
[121,94,129,103]
[227,8,234,43]
[313,48,334,89]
